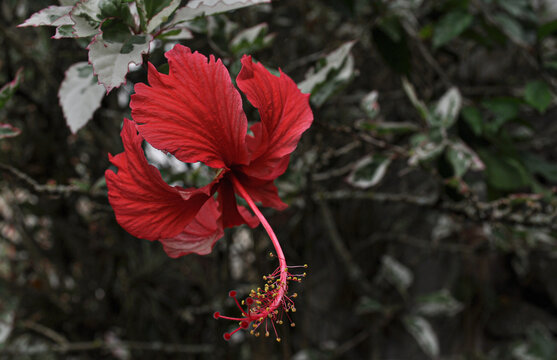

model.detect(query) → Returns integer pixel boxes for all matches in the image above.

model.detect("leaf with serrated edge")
[298,41,356,94]
[18,6,73,27]
[88,34,152,93]
[146,0,181,33]
[169,0,270,26]
[58,62,105,133]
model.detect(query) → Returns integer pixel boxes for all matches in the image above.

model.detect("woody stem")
[229,175,287,318]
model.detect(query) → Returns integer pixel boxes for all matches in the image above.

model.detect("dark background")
[2,0,557,359]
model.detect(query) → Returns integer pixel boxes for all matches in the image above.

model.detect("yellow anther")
[250,330,254,335]
[292,307,297,312]
[304,264,308,268]
[291,323,296,327]
[292,293,298,298]
[276,337,281,342]
[253,324,257,328]
[263,276,267,280]
[265,331,270,337]
[303,273,307,277]
[241,300,245,305]
[278,320,283,325]
[269,252,274,257]
[255,332,260,337]
[287,277,292,280]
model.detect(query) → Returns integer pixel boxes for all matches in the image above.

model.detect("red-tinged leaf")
[0,68,23,110]
[131,45,250,169]
[105,119,219,240]
[159,198,224,257]
[0,123,21,139]
[237,56,313,180]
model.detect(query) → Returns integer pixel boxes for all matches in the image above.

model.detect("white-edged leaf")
[298,41,355,95]
[146,0,182,33]
[414,289,464,317]
[403,315,440,358]
[447,141,485,178]
[0,124,21,139]
[63,0,103,38]
[58,62,105,133]
[346,155,391,189]
[361,90,380,119]
[0,68,23,110]
[408,139,446,166]
[18,5,73,27]
[378,255,413,294]
[159,27,193,40]
[434,87,462,129]
[88,34,152,92]
[402,78,431,122]
[169,0,270,27]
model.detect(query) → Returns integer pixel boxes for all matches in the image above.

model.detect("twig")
[316,189,557,231]
[317,198,373,295]
[0,163,81,197]
[0,340,213,355]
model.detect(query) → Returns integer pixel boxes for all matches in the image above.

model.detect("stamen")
[214,175,306,341]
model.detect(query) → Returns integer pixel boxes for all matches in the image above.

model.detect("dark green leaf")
[524,80,553,113]
[0,68,22,110]
[479,150,532,191]
[372,21,411,74]
[432,11,474,49]
[462,106,483,136]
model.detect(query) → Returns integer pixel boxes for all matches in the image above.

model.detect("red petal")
[218,180,259,229]
[105,119,218,240]
[131,45,250,169]
[234,173,287,211]
[237,56,313,180]
[159,197,224,257]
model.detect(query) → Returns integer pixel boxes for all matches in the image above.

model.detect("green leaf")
[432,11,474,49]
[414,289,463,317]
[298,41,356,107]
[168,0,270,26]
[143,0,174,19]
[101,18,131,43]
[524,80,553,113]
[88,34,152,92]
[402,78,431,121]
[434,87,462,129]
[372,19,411,74]
[462,106,483,136]
[403,316,439,358]
[0,68,22,110]
[346,155,391,189]
[479,149,532,191]
[230,23,275,56]
[482,97,520,131]
[378,255,413,295]
[538,19,557,39]
[356,297,384,315]
[446,141,485,178]
[145,0,181,33]
[493,12,527,45]
[520,152,557,183]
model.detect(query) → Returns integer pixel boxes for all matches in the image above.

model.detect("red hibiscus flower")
[105,44,313,340]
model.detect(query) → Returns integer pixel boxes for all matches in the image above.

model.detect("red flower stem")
[229,175,287,320]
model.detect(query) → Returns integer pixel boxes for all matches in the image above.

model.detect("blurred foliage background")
[3,0,557,359]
